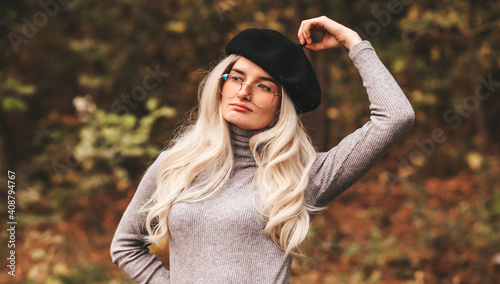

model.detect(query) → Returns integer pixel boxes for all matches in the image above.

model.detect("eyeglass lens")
[220,74,277,107]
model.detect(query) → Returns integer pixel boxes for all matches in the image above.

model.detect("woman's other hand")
[298,16,363,51]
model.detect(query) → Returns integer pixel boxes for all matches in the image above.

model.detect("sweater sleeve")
[310,41,414,207]
[110,151,170,284]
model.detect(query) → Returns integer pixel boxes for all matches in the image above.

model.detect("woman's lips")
[231,103,252,112]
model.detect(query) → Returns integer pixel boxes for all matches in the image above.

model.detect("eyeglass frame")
[218,73,282,108]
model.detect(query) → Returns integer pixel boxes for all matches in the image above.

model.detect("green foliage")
[51,101,175,203]
[74,103,176,168]
[0,75,34,111]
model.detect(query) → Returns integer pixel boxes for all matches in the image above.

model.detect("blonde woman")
[111,16,414,283]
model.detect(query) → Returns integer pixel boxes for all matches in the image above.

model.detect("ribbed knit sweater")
[110,41,415,283]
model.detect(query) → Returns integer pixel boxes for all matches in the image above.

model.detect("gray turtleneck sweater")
[110,41,415,283]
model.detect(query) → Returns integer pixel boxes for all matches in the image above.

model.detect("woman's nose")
[238,83,252,98]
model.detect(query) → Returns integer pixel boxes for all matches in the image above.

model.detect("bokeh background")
[1,0,500,283]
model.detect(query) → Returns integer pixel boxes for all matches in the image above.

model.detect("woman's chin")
[223,112,272,130]
[227,120,259,130]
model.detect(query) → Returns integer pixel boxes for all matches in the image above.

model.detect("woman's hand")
[298,16,363,51]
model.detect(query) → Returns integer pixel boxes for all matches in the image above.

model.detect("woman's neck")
[229,123,268,167]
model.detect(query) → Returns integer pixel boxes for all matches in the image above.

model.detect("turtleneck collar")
[230,123,267,143]
[229,123,269,168]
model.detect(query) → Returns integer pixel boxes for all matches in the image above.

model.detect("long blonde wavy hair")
[143,54,325,259]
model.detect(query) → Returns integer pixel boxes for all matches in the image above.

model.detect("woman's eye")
[230,75,243,82]
[257,83,272,92]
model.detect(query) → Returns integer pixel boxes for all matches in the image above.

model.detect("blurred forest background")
[1,0,499,283]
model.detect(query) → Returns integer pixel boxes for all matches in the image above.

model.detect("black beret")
[225,28,321,114]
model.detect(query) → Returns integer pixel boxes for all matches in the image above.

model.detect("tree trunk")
[468,0,488,154]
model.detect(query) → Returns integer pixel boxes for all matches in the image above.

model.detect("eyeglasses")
[219,73,281,107]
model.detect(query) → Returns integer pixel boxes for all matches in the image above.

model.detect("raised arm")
[298,16,415,206]
[110,151,170,284]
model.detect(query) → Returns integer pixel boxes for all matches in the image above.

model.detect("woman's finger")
[298,19,312,45]
[303,22,313,45]
[299,17,329,45]
[298,19,316,45]
[297,20,305,45]
[305,41,326,51]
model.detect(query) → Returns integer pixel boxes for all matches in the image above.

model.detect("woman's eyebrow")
[231,68,280,86]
